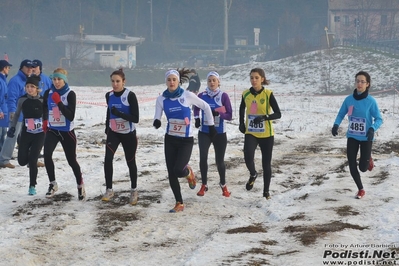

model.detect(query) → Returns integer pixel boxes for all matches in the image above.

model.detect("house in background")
[327,0,399,45]
[55,30,145,69]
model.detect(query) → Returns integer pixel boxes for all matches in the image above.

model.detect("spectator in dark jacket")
[186,69,201,94]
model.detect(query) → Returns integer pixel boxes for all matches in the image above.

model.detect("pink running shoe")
[368,157,374,171]
[186,165,196,189]
[356,189,365,199]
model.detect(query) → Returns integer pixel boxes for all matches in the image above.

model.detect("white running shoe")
[129,189,138,205]
[45,181,58,198]
[101,189,114,201]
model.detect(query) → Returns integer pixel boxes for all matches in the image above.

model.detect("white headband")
[165,69,180,82]
[207,71,220,81]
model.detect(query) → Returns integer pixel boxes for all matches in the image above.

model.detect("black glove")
[153,119,161,129]
[331,124,339,136]
[208,125,217,140]
[239,123,246,134]
[195,118,201,128]
[366,128,374,141]
[111,106,122,117]
[7,127,15,138]
[212,110,219,117]
[253,115,267,124]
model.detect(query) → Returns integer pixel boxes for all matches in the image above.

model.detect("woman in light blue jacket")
[332,71,383,199]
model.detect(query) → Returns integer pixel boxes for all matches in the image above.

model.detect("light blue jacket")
[334,92,383,141]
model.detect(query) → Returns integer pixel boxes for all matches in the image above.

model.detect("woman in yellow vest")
[239,68,281,199]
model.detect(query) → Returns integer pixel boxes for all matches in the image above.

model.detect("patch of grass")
[13,192,73,217]
[369,171,389,185]
[296,193,309,201]
[333,205,359,216]
[287,213,306,221]
[283,221,368,246]
[226,223,267,234]
[94,211,140,239]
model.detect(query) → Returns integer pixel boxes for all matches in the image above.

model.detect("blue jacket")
[39,73,52,96]
[0,73,7,114]
[0,73,8,126]
[7,70,28,121]
[334,91,383,141]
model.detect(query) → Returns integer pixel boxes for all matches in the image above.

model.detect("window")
[344,15,349,26]
[120,44,127,51]
[381,15,388,26]
[334,16,340,22]
[96,44,103,51]
[112,44,119,51]
[104,44,110,51]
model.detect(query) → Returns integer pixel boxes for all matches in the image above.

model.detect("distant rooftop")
[55,33,145,45]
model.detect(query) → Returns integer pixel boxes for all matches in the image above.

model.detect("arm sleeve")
[58,91,76,122]
[154,96,164,121]
[10,98,25,128]
[370,100,383,131]
[239,96,246,125]
[267,93,281,120]
[193,93,201,118]
[7,80,20,113]
[219,92,233,121]
[105,92,110,130]
[333,98,349,126]
[43,90,49,121]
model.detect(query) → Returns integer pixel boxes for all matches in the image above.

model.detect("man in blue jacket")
[32,59,52,96]
[0,59,35,168]
[0,60,12,152]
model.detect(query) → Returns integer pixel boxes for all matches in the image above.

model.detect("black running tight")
[346,137,372,190]
[243,134,274,192]
[198,131,227,186]
[164,134,194,204]
[44,129,83,185]
[104,130,138,189]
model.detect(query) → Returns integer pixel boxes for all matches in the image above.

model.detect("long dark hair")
[250,68,270,85]
[176,68,191,84]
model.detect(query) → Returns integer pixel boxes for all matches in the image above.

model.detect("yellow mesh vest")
[242,88,274,138]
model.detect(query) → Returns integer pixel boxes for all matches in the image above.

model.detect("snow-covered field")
[0,47,398,265]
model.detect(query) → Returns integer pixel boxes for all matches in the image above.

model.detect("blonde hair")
[53,67,68,76]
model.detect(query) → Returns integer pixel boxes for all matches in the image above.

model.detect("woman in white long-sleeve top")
[153,68,216,213]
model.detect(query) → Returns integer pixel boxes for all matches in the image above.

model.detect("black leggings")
[18,131,45,187]
[104,130,138,189]
[164,134,193,204]
[44,129,82,186]
[244,134,274,192]
[347,137,372,190]
[198,131,227,185]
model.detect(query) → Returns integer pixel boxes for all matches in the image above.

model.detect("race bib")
[247,114,265,133]
[110,118,131,134]
[168,118,187,137]
[348,116,366,136]
[49,109,66,127]
[25,118,43,134]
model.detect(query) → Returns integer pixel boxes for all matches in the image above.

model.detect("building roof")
[328,0,399,11]
[55,33,145,45]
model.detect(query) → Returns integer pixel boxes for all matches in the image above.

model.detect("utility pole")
[223,0,228,66]
[121,0,124,33]
[149,0,153,42]
[223,0,232,66]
